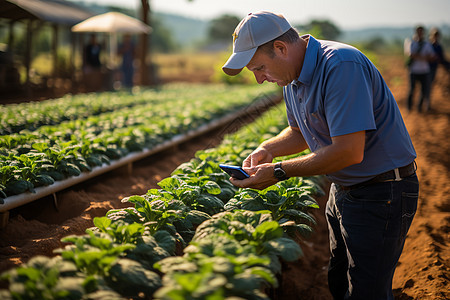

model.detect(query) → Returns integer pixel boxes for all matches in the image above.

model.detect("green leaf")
[241,196,267,212]
[123,195,147,207]
[282,223,314,239]
[252,221,283,242]
[263,190,284,204]
[5,180,33,196]
[154,256,198,274]
[93,217,112,232]
[204,181,221,195]
[32,142,49,153]
[196,194,224,215]
[157,177,182,191]
[125,223,144,238]
[282,209,316,225]
[87,234,113,250]
[227,272,265,293]
[266,237,303,262]
[34,174,55,187]
[107,259,162,297]
[249,266,278,286]
[154,230,176,254]
[65,163,81,176]
[53,277,85,299]
[16,267,41,281]
[185,210,211,226]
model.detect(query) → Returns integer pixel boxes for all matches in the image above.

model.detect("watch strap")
[274,162,288,181]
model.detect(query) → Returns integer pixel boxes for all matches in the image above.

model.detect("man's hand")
[230,148,276,190]
[242,147,273,168]
[228,126,308,190]
[230,163,278,190]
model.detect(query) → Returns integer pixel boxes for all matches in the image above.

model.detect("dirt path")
[0,55,449,300]
[385,57,450,300]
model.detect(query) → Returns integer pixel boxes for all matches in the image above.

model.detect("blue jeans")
[325,175,419,300]
[407,73,430,111]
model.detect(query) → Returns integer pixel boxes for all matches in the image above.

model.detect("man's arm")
[232,130,365,190]
[283,130,365,177]
[242,126,308,168]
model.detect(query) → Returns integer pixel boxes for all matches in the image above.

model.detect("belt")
[341,161,417,190]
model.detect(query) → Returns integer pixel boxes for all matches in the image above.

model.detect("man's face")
[246,48,293,87]
[416,28,424,40]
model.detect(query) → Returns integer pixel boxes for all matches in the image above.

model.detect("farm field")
[0,54,449,299]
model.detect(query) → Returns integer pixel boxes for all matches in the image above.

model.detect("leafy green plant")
[93,216,176,264]
[172,158,238,203]
[189,211,303,273]
[0,98,326,300]
[56,221,167,298]
[155,175,224,216]
[0,84,280,198]
[154,254,274,300]
[104,258,162,299]
[154,210,301,299]
[119,194,186,235]
[0,256,116,300]
[224,177,320,239]
[58,230,134,277]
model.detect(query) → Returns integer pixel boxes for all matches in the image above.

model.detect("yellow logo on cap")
[232,32,238,44]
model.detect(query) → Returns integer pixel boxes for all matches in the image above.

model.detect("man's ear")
[273,40,288,57]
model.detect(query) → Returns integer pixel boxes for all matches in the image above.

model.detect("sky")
[75,0,450,30]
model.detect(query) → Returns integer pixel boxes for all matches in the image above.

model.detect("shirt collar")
[293,34,319,86]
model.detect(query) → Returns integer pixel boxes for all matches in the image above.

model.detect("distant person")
[83,33,102,73]
[404,25,436,112]
[428,27,450,100]
[118,34,136,89]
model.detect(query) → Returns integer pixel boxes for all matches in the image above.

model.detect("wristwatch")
[273,162,288,181]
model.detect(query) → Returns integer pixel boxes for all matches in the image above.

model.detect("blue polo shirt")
[283,35,416,186]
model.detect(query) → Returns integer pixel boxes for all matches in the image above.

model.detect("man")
[118,34,136,89]
[428,27,450,104]
[404,25,435,112]
[84,33,102,72]
[222,11,419,300]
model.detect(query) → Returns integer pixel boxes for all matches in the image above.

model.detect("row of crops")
[0,93,323,299]
[0,84,279,204]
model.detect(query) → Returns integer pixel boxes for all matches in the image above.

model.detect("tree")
[296,19,341,41]
[139,0,150,85]
[207,15,241,42]
[140,0,194,85]
[362,36,387,52]
[150,16,177,53]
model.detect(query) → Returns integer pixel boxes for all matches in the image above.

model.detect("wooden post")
[24,19,33,97]
[52,24,59,79]
[7,20,14,52]
[139,0,150,86]
[70,31,77,93]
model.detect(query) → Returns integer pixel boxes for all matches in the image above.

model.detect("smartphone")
[219,164,250,180]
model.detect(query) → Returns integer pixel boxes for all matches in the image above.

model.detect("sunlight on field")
[24,49,418,88]
[152,52,225,78]
[29,51,229,84]
[32,54,53,75]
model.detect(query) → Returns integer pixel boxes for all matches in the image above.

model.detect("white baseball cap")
[222,11,292,76]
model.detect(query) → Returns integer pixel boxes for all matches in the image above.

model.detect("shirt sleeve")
[424,43,435,56]
[323,60,377,137]
[283,86,300,128]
